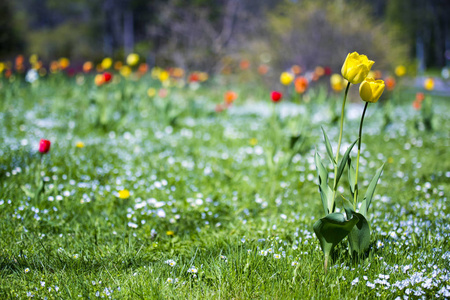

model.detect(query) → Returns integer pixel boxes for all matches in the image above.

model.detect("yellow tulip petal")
[359,81,373,102]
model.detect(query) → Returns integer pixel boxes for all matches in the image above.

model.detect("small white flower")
[291,261,298,266]
[165,259,176,267]
[273,254,281,259]
[24,268,30,273]
[187,267,198,273]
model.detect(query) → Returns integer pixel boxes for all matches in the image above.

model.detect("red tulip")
[39,139,51,154]
[271,91,282,102]
[103,72,113,82]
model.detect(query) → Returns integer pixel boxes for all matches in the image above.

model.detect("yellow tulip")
[280,72,294,85]
[118,189,130,199]
[101,57,113,69]
[424,78,434,91]
[147,87,156,97]
[341,52,374,84]
[359,78,385,103]
[158,70,170,82]
[126,53,140,66]
[330,74,346,92]
[395,65,406,77]
[120,65,132,77]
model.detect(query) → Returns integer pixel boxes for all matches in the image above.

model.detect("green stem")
[353,102,369,210]
[331,82,351,209]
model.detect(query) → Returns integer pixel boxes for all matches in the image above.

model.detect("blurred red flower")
[416,92,425,102]
[271,91,282,102]
[39,139,51,154]
[385,76,396,91]
[103,72,113,82]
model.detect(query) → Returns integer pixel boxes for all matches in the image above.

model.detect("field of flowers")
[0,54,449,299]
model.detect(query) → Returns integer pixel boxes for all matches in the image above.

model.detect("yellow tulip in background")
[330,74,346,92]
[395,65,406,77]
[280,72,294,85]
[341,52,374,84]
[359,78,385,103]
[101,57,113,69]
[120,65,132,77]
[126,53,140,66]
[424,78,434,91]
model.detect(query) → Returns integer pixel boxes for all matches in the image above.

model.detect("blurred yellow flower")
[341,52,374,84]
[424,78,434,91]
[76,142,85,148]
[387,157,394,164]
[359,78,385,103]
[198,72,209,82]
[59,58,70,69]
[330,74,346,92]
[166,231,175,236]
[280,72,294,85]
[0,62,4,73]
[158,70,170,82]
[101,57,113,69]
[249,138,258,146]
[118,189,130,199]
[126,53,140,66]
[120,65,132,77]
[395,65,406,77]
[29,54,38,64]
[147,87,156,97]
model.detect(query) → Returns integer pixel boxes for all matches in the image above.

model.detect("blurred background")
[1,0,449,74]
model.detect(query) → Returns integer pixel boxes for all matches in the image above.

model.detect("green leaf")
[315,150,333,214]
[361,163,385,216]
[334,139,358,189]
[341,195,354,220]
[348,212,371,256]
[21,185,35,198]
[313,213,359,268]
[347,157,356,197]
[321,126,336,166]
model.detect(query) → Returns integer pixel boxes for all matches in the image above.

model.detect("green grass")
[0,74,449,299]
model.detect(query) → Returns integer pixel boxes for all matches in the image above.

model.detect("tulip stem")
[353,102,369,210]
[332,82,351,208]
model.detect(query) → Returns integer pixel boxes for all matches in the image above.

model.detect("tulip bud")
[271,91,282,102]
[39,139,51,154]
[359,78,385,103]
[341,52,374,84]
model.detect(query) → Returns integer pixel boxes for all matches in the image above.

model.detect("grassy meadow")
[0,72,449,299]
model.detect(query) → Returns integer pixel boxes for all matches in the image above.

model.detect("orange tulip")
[295,77,308,94]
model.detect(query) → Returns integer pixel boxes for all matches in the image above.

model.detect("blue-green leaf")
[347,157,356,197]
[313,212,359,269]
[321,126,336,166]
[315,150,333,214]
[334,139,358,189]
[348,212,371,256]
[361,163,385,216]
